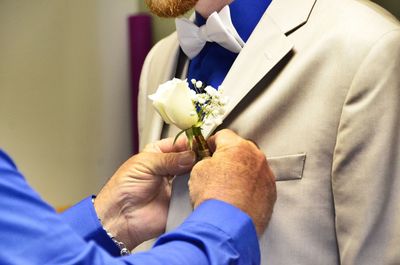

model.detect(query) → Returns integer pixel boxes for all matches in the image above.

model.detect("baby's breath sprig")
[190,79,228,127]
[177,79,228,159]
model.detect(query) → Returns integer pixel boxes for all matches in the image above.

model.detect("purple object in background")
[128,14,152,154]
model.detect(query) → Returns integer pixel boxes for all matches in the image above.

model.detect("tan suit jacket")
[138,0,400,263]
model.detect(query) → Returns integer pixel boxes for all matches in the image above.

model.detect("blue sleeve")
[60,196,121,257]
[141,200,261,265]
[0,149,260,265]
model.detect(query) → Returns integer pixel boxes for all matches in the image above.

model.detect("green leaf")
[185,128,194,150]
[173,129,186,145]
[194,121,203,128]
[192,126,202,136]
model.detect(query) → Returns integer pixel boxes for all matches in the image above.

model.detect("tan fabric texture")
[138,0,400,264]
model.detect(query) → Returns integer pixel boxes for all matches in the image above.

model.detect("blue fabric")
[61,196,121,257]
[0,149,260,265]
[187,0,272,89]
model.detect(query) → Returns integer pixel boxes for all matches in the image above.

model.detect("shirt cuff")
[155,199,260,265]
[60,196,120,257]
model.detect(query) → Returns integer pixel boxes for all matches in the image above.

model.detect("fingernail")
[179,151,196,167]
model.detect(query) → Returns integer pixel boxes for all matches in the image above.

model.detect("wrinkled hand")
[189,129,277,235]
[94,137,195,250]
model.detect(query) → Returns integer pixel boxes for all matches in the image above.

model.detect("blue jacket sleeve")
[60,196,121,257]
[140,200,261,265]
[0,149,260,265]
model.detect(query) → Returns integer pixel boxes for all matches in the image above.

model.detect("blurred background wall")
[0,0,398,209]
[0,0,137,208]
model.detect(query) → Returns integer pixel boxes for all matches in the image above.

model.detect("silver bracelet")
[92,197,131,256]
[104,230,131,256]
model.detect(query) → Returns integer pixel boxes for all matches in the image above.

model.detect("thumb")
[149,151,196,176]
[208,129,242,152]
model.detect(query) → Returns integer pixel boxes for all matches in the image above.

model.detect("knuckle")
[130,153,147,165]
[214,129,227,140]
[192,159,206,173]
[246,139,260,149]
[236,138,251,150]
[143,142,154,151]
[163,153,173,164]
[218,128,231,136]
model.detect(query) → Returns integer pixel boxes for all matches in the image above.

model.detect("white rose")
[149,78,199,130]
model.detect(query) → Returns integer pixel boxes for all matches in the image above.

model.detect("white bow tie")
[175,6,245,59]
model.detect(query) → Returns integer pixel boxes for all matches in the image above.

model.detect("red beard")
[145,0,199,17]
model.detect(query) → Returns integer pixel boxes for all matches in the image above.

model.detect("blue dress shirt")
[0,149,260,265]
[187,0,272,89]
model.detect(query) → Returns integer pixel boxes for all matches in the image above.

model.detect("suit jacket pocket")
[267,153,306,181]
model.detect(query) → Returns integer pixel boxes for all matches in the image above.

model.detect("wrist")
[93,196,139,252]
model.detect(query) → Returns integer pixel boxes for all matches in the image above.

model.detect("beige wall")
[0,0,138,207]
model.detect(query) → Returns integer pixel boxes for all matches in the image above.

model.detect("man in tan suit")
[139,0,400,264]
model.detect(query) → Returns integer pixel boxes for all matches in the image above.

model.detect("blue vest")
[187,0,272,89]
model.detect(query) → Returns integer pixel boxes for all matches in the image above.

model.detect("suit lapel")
[148,0,318,140]
[202,0,317,137]
[268,0,317,34]
[202,14,294,137]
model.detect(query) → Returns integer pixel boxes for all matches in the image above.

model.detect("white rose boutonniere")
[149,78,228,159]
[148,78,199,130]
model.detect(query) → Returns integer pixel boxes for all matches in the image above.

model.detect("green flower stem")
[191,127,211,160]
